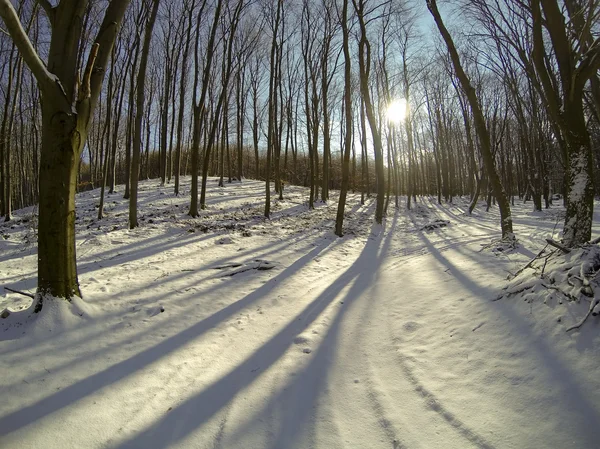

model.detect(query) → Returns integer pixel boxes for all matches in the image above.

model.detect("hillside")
[1,178,599,449]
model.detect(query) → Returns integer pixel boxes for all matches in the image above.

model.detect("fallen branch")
[541,252,552,277]
[494,284,535,301]
[4,286,35,299]
[566,298,599,332]
[542,284,580,302]
[511,244,549,279]
[545,238,570,254]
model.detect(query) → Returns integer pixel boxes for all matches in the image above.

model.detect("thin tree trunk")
[129,0,160,229]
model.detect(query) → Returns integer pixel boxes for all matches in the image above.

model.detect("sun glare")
[387,99,407,124]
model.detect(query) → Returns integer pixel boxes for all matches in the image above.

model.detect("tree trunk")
[335,0,351,236]
[427,0,513,239]
[353,0,385,223]
[0,0,132,308]
[129,0,160,229]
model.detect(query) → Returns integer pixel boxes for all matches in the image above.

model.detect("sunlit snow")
[1,177,599,449]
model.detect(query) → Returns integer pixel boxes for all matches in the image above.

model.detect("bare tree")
[335,0,352,236]
[530,0,599,246]
[264,0,283,218]
[0,0,131,309]
[427,0,513,239]
[129,0,161,229]
[352,0,386,223]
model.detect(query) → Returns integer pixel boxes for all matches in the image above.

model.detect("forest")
[1,1,600,448]
[0,0,599,303]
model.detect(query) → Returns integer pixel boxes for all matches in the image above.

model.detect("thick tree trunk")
[0,0,131,309]
[562,111,594,246]
[36,108,82,309]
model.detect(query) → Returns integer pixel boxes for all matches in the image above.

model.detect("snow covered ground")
[1,177,599,449]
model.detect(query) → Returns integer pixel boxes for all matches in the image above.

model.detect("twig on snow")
[541,284,580,302]
[511,243,549,279]
[540,251,553,278]
[566,298,599,332]
[494,284,534,301]
[4,286,35,299]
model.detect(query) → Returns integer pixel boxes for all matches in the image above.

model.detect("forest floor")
[0,177,599,449]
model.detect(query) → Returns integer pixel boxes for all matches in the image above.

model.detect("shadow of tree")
[112,217,397,449]
[0,236,335,435]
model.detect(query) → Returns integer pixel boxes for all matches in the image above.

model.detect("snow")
[1,177,599,449]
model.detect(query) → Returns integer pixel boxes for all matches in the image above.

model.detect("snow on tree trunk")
[563,146,594,247]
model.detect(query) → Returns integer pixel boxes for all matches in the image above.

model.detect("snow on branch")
[498,243,600,332]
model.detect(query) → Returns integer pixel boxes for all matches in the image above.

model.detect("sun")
[387,99,408,124]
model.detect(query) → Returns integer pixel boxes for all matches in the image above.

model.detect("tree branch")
[0,0,56,93]
[36,0,55,25]
[546,238,571,253]
[78,43,99,101]
[4,286,35,299]
[566,298,599,331]
[87,0,132,117]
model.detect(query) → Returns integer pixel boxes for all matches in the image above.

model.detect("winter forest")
[0,0,600,448]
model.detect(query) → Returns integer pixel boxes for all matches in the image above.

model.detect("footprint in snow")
[294,336,310,345]
[146,306,165,317]
[403,321,420,333]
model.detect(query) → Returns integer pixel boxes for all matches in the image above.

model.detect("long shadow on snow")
[222,217,398,449]
[0,238,334,435]
[415,219,600,447]
[1,234,339,381]
[0,220,332,360]
[0,229,218,309]
[112,221,394,449]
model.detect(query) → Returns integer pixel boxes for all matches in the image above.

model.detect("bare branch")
[78,43,99,101]
[36,0,55,25]
[566,298,599,331]
[4,286,35,299]
[546,238,571,253]
[0,0,56,93]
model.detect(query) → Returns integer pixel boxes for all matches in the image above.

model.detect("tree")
[530,0,599,246]
[352,0,386,224]
[129,0,161,229]
[464,0,600,245]
[0,0,131,310]
[335,0,352,236]
[188,0,218,217]
[173,0,197,197]
[264,0,283,218]
[427,0,513,239]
